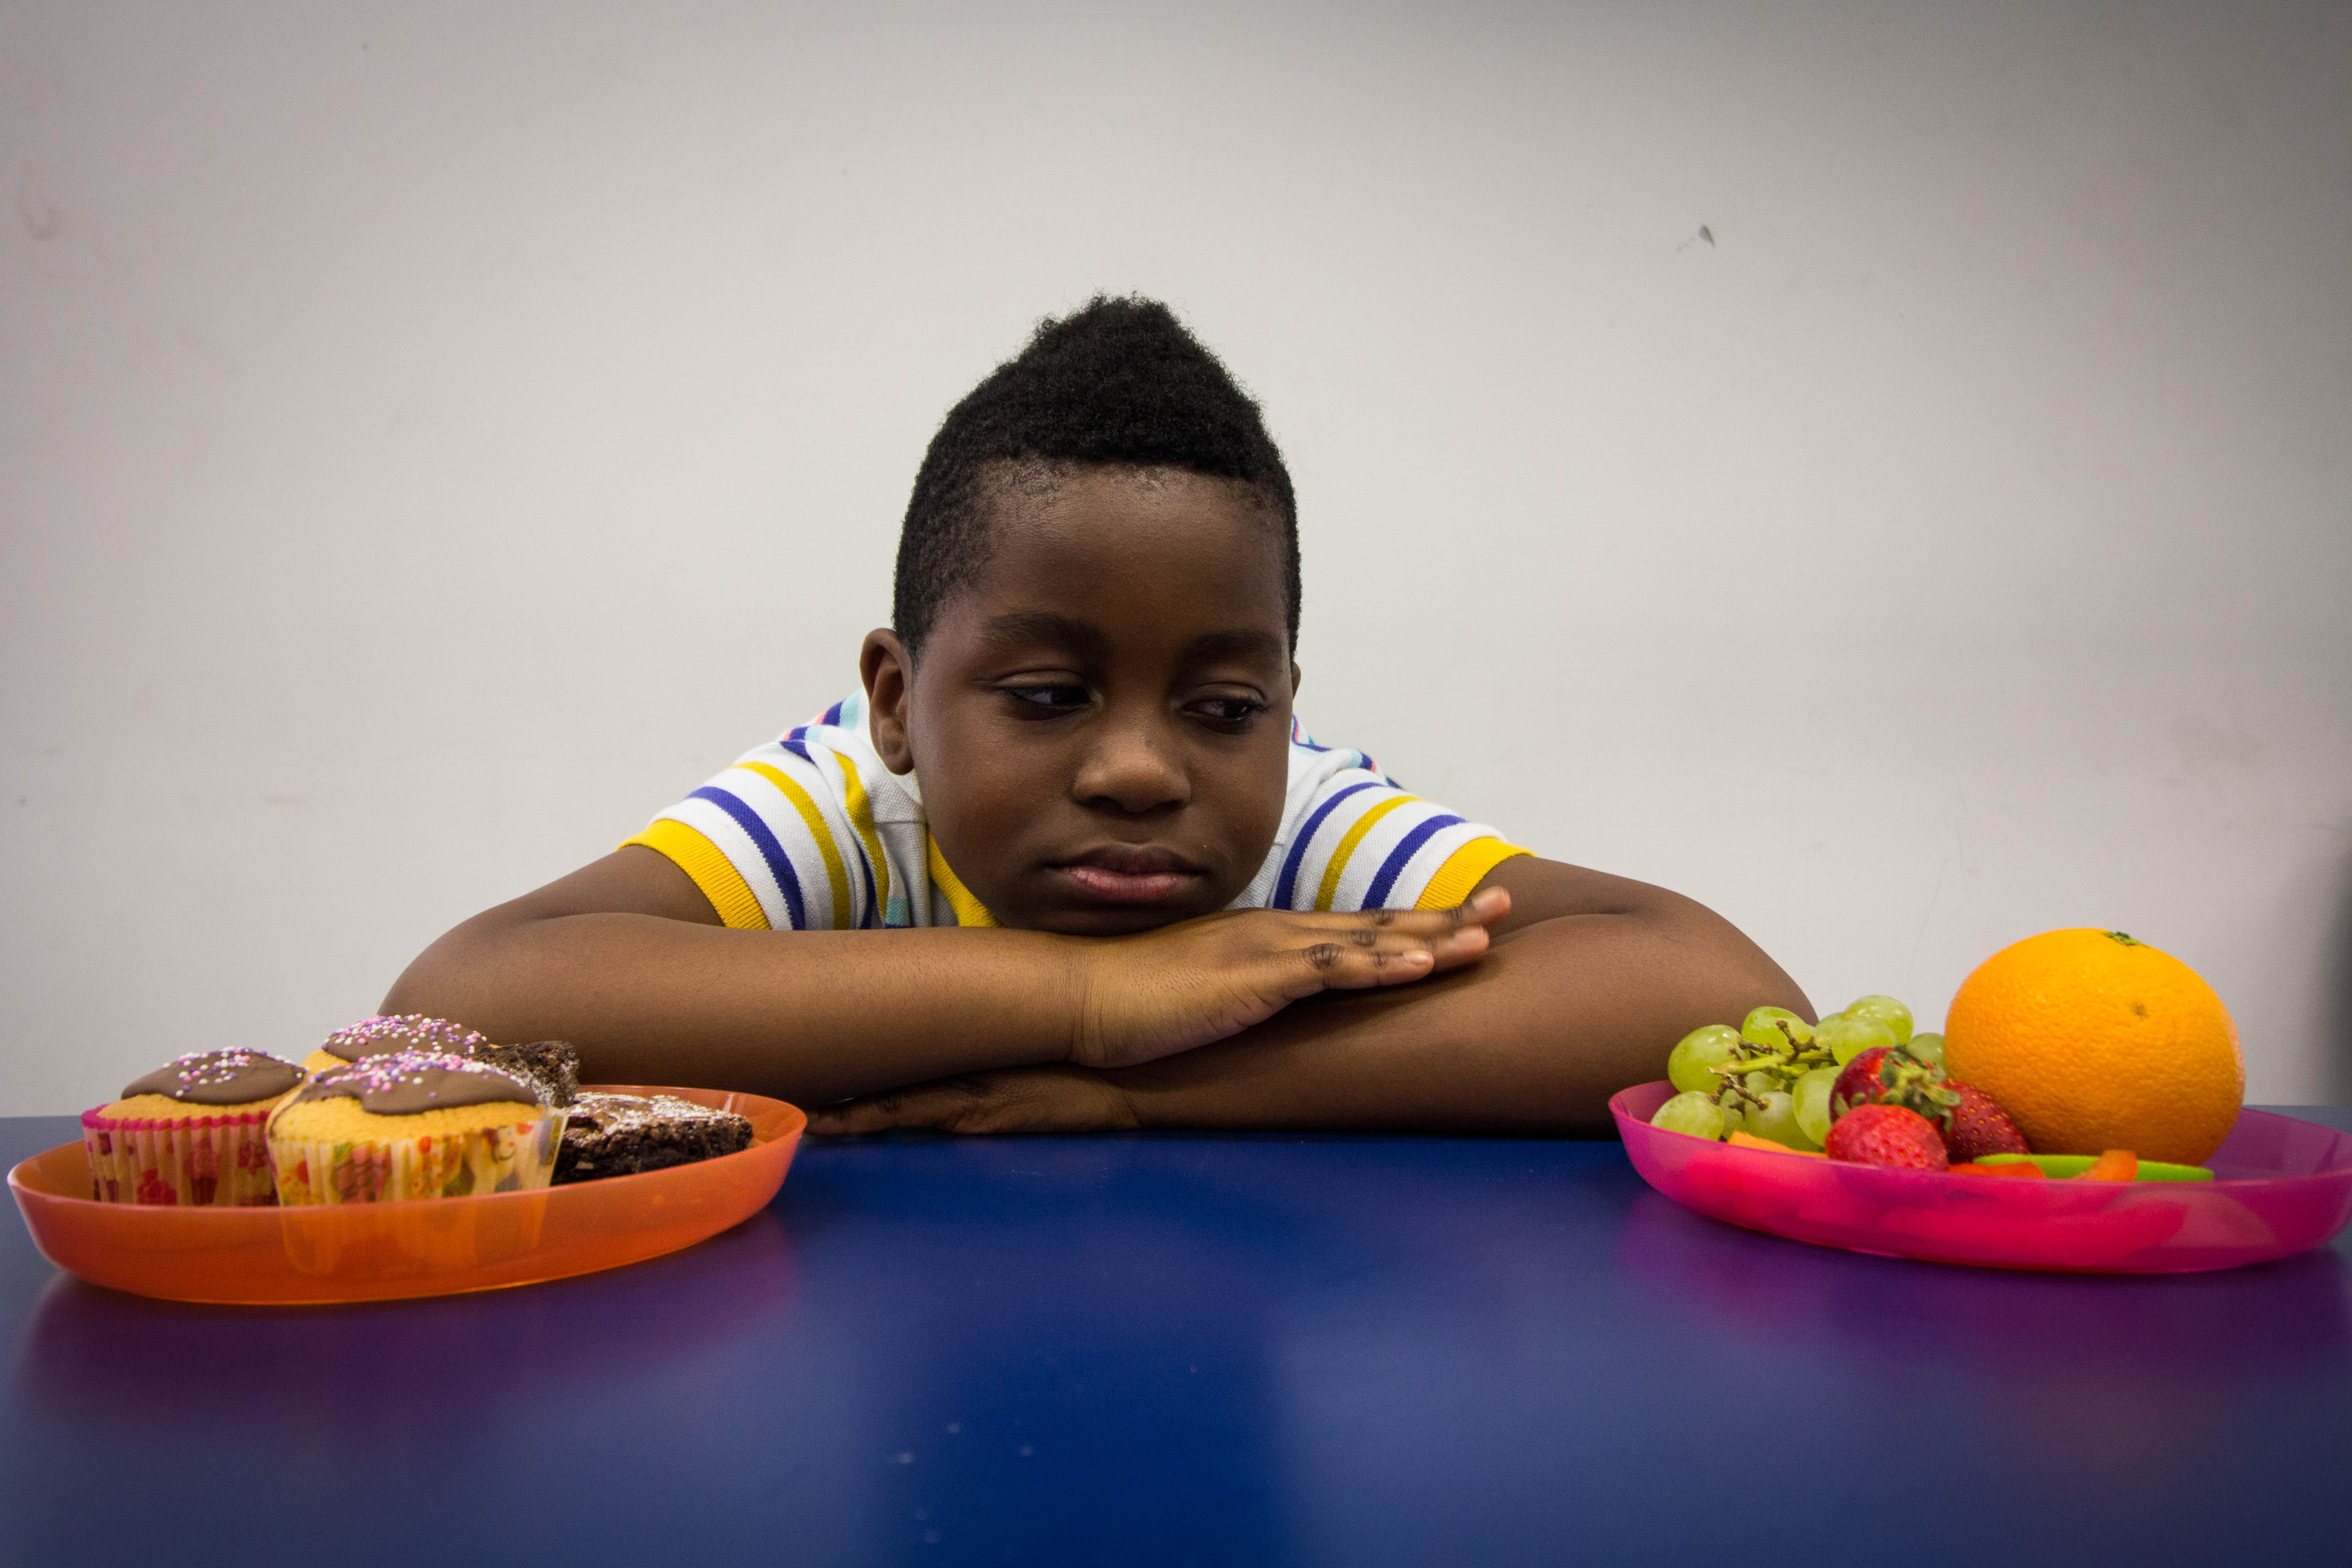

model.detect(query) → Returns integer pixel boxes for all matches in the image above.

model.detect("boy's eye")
[1188,697,1266,729]
[1001,683,1091,715]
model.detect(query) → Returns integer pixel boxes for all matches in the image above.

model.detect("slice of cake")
[476,1040,580,1109]
[553,1092,753,1183]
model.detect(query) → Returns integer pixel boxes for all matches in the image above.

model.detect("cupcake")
[267,1050,565,1205]
[83,1050,305,1206]
[303,1016,578,1109]
[304,1014,489,1075]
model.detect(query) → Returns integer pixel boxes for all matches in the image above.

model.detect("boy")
[385,297,1808,1135]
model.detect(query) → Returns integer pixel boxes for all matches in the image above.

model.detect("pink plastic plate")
[1612,1080,2352,1273]
[8,1085,803,1305]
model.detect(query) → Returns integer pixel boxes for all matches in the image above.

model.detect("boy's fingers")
[1294,887,1509,943]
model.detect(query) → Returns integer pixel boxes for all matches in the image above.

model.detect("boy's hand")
[808,1064,1137,1137]
[1065,887,1509,1071]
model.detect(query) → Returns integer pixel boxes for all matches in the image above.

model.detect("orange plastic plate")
[8,1085,804,1305]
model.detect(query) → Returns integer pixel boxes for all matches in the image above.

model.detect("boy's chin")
[1014,901,1217,939]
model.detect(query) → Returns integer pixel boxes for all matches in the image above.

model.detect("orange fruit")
[1944,929,2242,1164]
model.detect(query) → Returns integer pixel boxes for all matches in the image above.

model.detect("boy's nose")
[1072,714,1191,815]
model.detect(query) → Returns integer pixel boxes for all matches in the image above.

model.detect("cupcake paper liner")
[269,1114,566,1206]
[81,1108,278,1208]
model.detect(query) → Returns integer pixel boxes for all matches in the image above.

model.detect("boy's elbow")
[377,909,523,1025]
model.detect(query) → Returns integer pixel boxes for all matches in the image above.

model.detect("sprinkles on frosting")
[323,1014,488,1057]
[308,1049,519,1101]
[163,1051,279,1089]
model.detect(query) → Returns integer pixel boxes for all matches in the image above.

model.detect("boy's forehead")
[957,464,1291,638]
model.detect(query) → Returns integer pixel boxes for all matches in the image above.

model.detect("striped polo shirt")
[624,692,1527,930]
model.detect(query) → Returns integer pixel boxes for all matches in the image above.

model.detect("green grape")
[1650,1091,1727,1140]
[1906,1031,1946,1068]
[1667,1024,1743,1094]
[1841,994,1914,1045]
[1740,1006,1814,1052]
[1816,1014,1897,1066]
[1740,1090,1817,1151]
[1743,1070,1780,1096]
[1792,1066,1838,1146]
[1716,1091,1745,1137]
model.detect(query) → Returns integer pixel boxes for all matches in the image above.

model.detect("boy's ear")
[860,630,917,775]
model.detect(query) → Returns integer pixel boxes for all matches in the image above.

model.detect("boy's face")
[865,465,1298,936]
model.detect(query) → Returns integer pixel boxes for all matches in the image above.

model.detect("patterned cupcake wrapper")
[268,1114,566,1206]
[80,1108,279,1208]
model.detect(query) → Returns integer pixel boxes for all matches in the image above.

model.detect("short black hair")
[892,296,1300,656]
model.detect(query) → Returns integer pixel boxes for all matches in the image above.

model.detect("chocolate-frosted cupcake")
[83,1050,306,1206]
[303,1014,489,1076]
[303,1016,578,1109]
[267,1050,565,1205]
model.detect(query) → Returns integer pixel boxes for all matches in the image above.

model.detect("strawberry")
[1829,1045,1960,1123]
[1823,1104,1950,1170]
[1942,1082,2029,1163]
[1828,1046,1894,1118]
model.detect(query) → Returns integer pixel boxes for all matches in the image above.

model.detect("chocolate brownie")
[552,1092,753,1183]
[476,1040,580,1109]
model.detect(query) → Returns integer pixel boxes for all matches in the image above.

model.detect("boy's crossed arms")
[385,299,1809,1133]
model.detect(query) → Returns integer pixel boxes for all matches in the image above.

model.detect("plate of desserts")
[7,1016,806,1305]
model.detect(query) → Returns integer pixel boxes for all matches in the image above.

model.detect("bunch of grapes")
[1649,996,1944,1151]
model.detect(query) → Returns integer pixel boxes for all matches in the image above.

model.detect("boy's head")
[891,295,1299,660]
[863,298,1305,936]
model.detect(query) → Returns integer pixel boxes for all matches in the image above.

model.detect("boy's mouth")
[1052,845,1205,905]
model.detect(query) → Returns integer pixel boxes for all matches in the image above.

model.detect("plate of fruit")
[1613,929,2352,1272]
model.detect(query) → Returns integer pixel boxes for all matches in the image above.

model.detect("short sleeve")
[1258,747,1529,913]
[622,735,881,932]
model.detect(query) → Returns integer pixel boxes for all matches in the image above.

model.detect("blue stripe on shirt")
[1361,814,1465,910]
[1272,780,1379,909]
[691,785,808,930]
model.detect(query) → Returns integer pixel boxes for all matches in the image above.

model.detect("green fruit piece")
[1975,1153,2215,1183]
[1817,1014,1898,1066]
[1667,1024,1744,1094]
[1792,1066,1838,1146]
[1740,1090,1819,1151]
[1740,1006,1814,1052]
[1841,995,1914,1044]
[1651,1091,1727,1140]
[1905,1031,1945,1068]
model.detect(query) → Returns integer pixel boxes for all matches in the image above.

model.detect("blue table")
[4,1109,2348,1567]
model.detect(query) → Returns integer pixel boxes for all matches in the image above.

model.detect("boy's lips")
[1052,845,1204,904]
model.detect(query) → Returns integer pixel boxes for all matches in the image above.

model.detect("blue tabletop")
[4,1109,2349,1568]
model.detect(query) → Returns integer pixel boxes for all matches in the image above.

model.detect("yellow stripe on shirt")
[1416,839,1532,910]
[621,820,770,931]
[740,760,853,931]
[1315,794,1417,911]
[833,751,892,922]
[926,835,998,927]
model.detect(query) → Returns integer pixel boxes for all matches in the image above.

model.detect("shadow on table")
[1615,1188,2352,1480]
[13,1205,797,1436]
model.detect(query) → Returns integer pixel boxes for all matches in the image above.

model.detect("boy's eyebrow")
[976,613,1287,667]
[978,611,1109,659]
[1181,628,1288,664]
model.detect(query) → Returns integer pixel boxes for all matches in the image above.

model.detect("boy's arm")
[805,855,1811,1137]
[378,846,1504,1106]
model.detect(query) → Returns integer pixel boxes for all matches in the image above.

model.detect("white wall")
[5,0,2347,1114]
